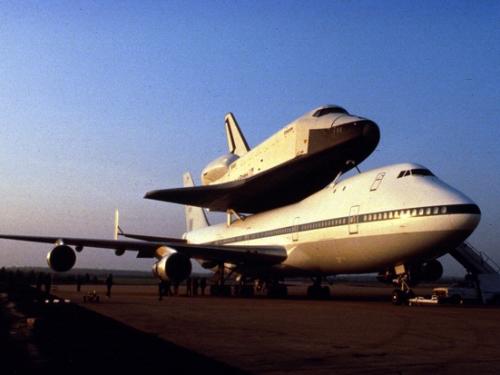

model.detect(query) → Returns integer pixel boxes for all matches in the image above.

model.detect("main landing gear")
[210,263,232,296]
[266,280,288,298]
[233,275,255,297]
[392,274,415,305]
[307,277,330,299]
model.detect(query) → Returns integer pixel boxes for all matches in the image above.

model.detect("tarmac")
[48,283,500,374]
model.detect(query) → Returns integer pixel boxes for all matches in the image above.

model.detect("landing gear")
[210,284,232,296]
[233,276,255,297]
[266,281,288,298]
[307,277,330,299]
[239,285,255,297]
[210,263,233,297]
[392,274,414,305]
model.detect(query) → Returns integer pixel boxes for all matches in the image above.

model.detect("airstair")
[449,242,500,275]
[449,242,500,304]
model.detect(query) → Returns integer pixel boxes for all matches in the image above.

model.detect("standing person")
[36,272,43,292]
[165,279,172,296]
[173,280,179,296]
[158,280,166,301]
[186,277,192,296]
[76,275,82,292]
[44,273,52,296]
[200,278,207,296]
[192,277,199,296]
[105,273,113,298]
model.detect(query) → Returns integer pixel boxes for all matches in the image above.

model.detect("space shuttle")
[0,103,485,304]
[145,105,380,213]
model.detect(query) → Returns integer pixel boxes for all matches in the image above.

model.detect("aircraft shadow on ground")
[1,286,249,375]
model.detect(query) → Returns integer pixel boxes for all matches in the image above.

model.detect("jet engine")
[152,252,192,282]
[410,260,443,283]
[201,153,239,185]
[46,245,76,272]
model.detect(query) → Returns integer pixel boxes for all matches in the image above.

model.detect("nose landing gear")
[392,274,415,305]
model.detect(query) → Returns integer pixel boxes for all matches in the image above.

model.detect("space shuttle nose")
[362,121,380,145]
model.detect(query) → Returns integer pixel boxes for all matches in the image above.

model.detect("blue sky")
[0,1,499,274]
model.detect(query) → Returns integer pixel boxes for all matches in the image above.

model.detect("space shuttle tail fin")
[225,113,250,156]
[183,172,209,231]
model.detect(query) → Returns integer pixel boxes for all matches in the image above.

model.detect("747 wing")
[0,234,287,265]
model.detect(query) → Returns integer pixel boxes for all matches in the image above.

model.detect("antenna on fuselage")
[347,160,361,174]
[331,160,361,188]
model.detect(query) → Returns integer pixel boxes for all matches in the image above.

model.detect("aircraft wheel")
[221,285,232,296]
[392,289,403,305]
[210,285,232,297]
[321,286,330,299]
[451,295,462,305]
[307,286,317,299]
[209,285,218,296]
[240,285,254,297]
[267,284,287,298]
[279,285,288,298]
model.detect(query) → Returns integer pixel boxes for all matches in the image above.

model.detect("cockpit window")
[313,106,349,117]
[397,169,434,178]
[411,169,434,176]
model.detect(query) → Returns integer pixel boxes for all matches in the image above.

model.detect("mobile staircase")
[449,242,500,304]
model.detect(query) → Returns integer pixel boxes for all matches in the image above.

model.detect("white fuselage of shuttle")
[201,106,379,186]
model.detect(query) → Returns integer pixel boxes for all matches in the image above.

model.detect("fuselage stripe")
[210,204,479,245]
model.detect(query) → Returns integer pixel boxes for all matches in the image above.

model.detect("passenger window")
[370,172,386,191]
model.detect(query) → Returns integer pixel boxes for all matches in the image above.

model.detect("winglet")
[183,172,209,231]
[225,113,250,156]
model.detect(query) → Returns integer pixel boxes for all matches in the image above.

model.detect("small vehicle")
[433,284,479,304]
[433,274,500,305]
[83,290,100,303]
[408,295,440,306]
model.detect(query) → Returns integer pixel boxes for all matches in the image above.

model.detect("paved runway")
[54,283,500,374]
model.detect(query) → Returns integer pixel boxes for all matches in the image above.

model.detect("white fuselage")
[187,163,480,276]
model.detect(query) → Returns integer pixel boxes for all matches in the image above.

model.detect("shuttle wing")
[145,143,358,213]
[0,234,287,264]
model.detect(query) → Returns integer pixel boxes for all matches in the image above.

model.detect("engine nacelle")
[201,153,239,185]
[409,260,443,284]
[46,245,76,272]
[418,260,443,282]
[152,252,192,282]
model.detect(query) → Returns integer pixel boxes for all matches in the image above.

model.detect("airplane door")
[348,206,360,234]
[292,217,300,241]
